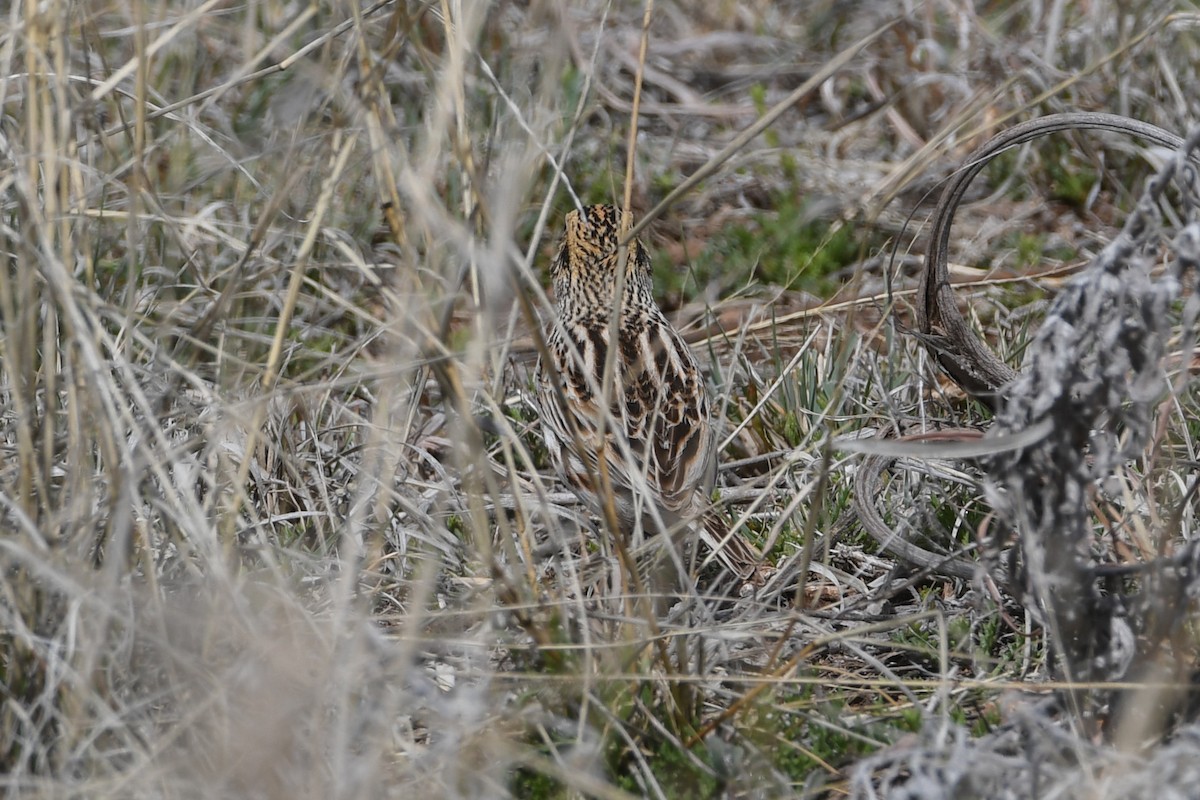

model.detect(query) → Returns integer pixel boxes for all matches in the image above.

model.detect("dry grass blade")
[8,2,1200,798]
[622,17,897,242]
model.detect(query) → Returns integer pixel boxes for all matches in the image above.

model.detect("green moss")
[750,83,768,116]
[780,150,799,183]
[1013,232,1045,268]
[233,72,292,138]
[762,690,878,782]
[510,766,567,799]
[560,63,585,120]
[609,735,720,798]
[651,169,682,197]
[781,411,802,447]
[970,694,1004,736]
[983,136,1101,208]
[655,196,865,303]
[983,146,1026,200]
[750,84,780,148]
[1044,148,1098,208]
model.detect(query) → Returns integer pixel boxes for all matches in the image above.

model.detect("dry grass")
[4,1,1200,797]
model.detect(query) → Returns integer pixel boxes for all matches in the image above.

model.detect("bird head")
[549,204,654,313]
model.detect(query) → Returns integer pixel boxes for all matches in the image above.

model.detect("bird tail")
[617,501,772,592]
[698,510,770,587]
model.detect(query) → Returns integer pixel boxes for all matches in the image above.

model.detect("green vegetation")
[2,2,1197,798]
[654,195,865,302]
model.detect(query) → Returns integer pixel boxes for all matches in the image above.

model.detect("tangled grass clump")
[5,2,1200,798]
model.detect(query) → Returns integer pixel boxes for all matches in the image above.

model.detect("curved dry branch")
[916,112,1192,408]
[852,430,1006,586]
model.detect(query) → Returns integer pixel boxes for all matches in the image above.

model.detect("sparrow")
[535,204,766,586]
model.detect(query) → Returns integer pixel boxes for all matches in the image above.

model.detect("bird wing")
[538,317,713,515]
[639,324,713,513]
